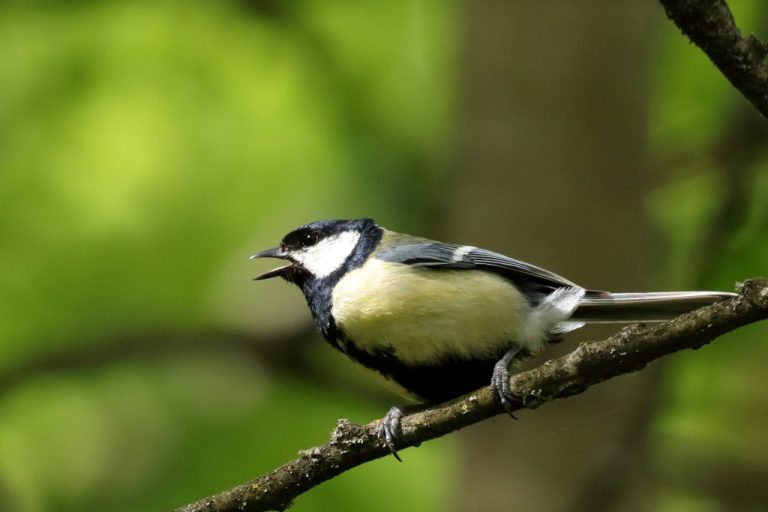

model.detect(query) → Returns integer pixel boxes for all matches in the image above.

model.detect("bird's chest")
[329,259,531,366]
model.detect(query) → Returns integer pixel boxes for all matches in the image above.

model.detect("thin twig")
[174,277,768,512]
[658,0,768,119]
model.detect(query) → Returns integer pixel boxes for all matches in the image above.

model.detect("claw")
[491,347,523,418]
[377,406,405,461]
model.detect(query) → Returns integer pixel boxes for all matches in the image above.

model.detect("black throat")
[297,219,383,340]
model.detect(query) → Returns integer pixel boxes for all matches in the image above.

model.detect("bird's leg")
[377,404,425,461]
[491,346,524,417]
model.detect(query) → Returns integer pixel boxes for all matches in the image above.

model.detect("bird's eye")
[302,232,319,246]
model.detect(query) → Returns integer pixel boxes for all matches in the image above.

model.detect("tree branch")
[173,277,768,512]
[658,0,768,119]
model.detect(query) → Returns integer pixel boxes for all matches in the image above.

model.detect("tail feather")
[572,290,737,323]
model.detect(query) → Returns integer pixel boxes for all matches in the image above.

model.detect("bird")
[251,217,735,458]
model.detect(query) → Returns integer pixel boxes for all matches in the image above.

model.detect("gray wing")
[375,242,735,324]
[376,242,581,291]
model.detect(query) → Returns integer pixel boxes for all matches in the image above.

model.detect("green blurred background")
[1,1,766,511]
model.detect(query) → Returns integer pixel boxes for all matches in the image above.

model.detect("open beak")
[250,247,292,280]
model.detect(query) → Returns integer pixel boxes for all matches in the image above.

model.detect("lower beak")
[250,247,292,280]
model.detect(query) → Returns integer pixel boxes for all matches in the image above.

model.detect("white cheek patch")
[293,231,361,278]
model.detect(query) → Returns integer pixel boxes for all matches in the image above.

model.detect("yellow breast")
[331,258,534,366]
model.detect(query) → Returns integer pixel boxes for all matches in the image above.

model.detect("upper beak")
[250,247,291,280]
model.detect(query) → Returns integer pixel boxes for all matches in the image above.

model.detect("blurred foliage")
[647,1,768,510]
[0,0,459,510]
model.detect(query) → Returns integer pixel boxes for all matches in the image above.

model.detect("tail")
[572,290,737,323]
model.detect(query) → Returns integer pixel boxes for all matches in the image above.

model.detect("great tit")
[251,217,735,457]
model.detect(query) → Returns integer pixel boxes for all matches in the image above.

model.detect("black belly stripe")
[335,333,526,404]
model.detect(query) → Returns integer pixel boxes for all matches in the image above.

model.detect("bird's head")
[251,218,379,285]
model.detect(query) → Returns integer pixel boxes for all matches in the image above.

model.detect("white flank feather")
[524,287,586,348]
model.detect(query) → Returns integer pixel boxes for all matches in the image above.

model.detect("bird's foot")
[377,405,405,461]
[491,347,523,417]
[377,404,426,461]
